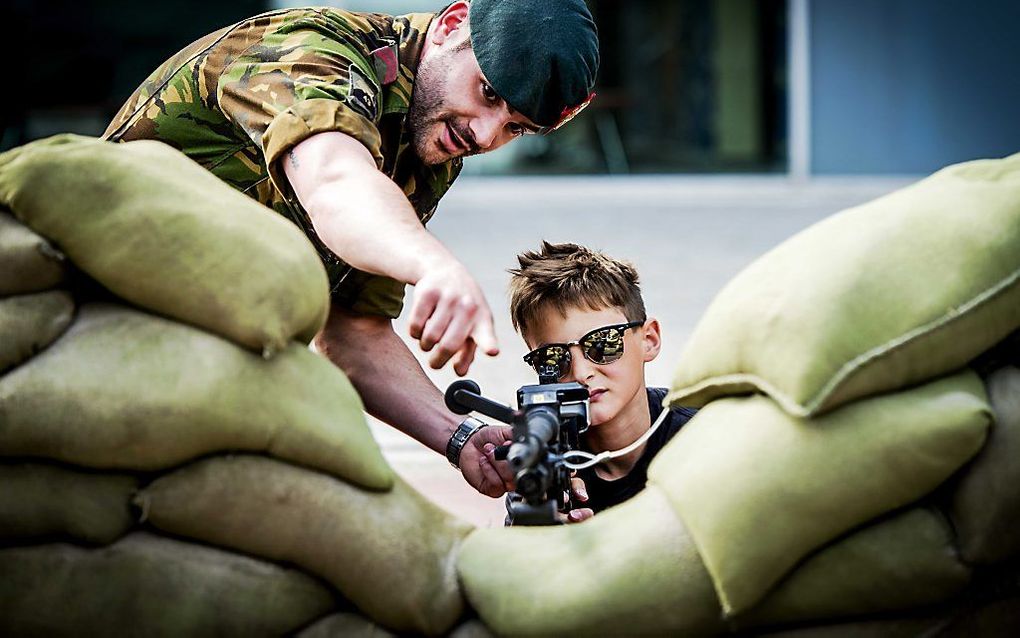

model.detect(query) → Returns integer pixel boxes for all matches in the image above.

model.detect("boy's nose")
[569,345,596,383]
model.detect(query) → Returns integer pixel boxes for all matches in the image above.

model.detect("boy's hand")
[560,475,594,524]
[458,424,514,497]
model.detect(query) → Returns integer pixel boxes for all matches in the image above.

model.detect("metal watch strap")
[446,416,487,469]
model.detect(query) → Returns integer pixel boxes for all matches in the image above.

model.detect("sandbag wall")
[458,153,1020,636]
[5,135,1019,637]
[0,136,475,637]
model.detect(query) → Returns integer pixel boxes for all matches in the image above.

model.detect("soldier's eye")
[508,122,525,137]
[481,81,498,103]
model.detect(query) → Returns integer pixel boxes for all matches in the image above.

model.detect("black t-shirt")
[505,387,697,524]
[575,387,697,513]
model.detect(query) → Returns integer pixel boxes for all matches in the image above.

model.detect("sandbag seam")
[667,268,1020,419]
[812,267,1020,415]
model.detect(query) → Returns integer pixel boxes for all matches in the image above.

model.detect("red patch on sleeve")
[370,45,399,85]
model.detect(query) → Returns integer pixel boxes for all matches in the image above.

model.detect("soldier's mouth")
[440,122,463,155]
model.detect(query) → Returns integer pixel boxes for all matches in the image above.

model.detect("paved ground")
[368,175,916,527]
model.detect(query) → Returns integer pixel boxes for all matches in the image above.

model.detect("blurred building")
[4,0,1017,176]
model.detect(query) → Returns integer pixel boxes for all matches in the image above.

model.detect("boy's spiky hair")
[509,241,646,336]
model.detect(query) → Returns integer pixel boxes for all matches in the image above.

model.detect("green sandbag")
[0,462,137,546]
[0,210,65,294]
[295,614,491,638]
[667,153,1020,417]
[951,366,1020,564]
[0,532,336,637]
[0,303,392,491]
[457,485,725,637]
[0,290,74,373]
[448,620,497,638]
[648,370,990,616]
[738,507,970,629]
[759,618,953,638]
[135,455,471,636]
[760,587,1020,637]
[297,613,396,638]
[0,134,329,353]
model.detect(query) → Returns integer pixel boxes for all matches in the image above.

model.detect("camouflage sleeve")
[332,270,407,319]
[215,20,386,195]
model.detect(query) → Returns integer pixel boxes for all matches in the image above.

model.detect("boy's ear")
[641,318,662,363]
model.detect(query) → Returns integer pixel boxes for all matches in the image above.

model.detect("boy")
[505,241,697,523]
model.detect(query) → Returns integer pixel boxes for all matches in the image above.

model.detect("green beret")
[469,0,600,130]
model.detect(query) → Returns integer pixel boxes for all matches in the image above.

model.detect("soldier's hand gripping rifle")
[445,379,590,525]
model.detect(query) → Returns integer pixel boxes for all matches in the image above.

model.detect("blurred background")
[6,0,1017,525]
[5,0,1019,174]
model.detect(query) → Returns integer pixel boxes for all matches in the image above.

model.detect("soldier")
[104,0,599,497]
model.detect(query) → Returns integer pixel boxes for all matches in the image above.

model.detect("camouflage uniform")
[104,8,461,318]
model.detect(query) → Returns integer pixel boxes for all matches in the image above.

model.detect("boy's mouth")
[589,388,607,402]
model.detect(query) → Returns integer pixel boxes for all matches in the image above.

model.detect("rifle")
[444,378,590,525]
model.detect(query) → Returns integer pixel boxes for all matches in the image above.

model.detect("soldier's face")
[410,35,540,165]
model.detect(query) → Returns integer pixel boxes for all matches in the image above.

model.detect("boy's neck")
[584,387,651,480]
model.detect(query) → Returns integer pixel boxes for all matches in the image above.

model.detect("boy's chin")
[587,405,616,428]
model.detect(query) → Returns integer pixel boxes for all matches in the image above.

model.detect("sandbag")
[648,370,990,616]
[457,485,725,637]
[760,584,1020,638]
[667,152,1020,417]
[0,210,65,295]
[296,613,396,638]
[448,620,497,638]
[295,613,494,638]
[759,617,953,638]
[0,134,329,353]
[0,290,74,373]
[738,507,970,629]
[135,455,471,636]
[295,614,492,638]
[0,303,392,491]
[0,462,137,546]
[951,366,1020,564]
[0,532,335,637]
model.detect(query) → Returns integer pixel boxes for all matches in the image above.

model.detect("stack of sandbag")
[0,133,330,355]
[0,135,473,636]
[458,152,1020,636]
[0,211,72,375]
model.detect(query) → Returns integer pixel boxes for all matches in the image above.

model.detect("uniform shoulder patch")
[347,64,379,120]
[370,43,399,85]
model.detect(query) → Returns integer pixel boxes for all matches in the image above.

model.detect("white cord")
[562,407,670,470]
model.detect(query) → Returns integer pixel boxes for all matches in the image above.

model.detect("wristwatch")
[446,416,487,469]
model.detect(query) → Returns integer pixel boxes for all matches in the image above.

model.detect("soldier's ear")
[432,1,470,45]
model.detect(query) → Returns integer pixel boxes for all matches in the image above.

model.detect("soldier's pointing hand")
[409,258,499,375]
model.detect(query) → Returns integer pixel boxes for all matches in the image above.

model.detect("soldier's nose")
[471,114,503,150]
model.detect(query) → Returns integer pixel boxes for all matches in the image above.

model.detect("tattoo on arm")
[288,149,300,169]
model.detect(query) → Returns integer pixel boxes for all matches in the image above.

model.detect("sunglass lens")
[583,327,626,364]
[533,345,570,379]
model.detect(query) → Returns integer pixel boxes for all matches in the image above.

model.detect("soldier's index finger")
[471,317,499,356]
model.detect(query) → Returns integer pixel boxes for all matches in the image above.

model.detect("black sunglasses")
[523,321,645,380]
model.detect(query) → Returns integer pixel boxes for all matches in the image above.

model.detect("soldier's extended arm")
[284,131,498,374]
[316,304,514,497]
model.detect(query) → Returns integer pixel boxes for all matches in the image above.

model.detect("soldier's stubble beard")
[409,42,473,165]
